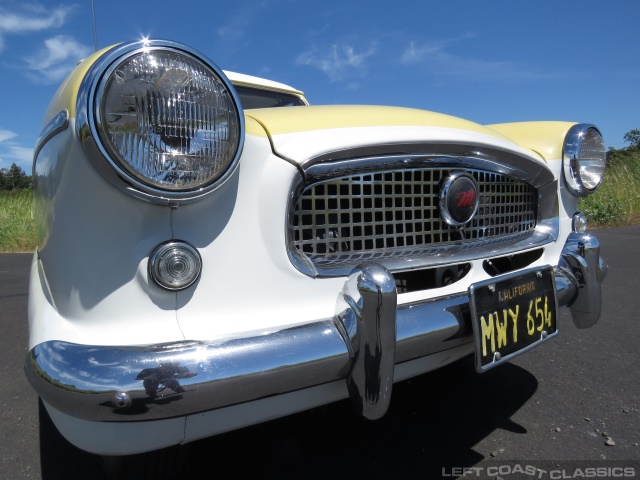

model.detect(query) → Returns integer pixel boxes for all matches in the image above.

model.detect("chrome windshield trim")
[33,110,69,169]
[286,152,559,278]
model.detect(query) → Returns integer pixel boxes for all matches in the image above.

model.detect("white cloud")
[400,34,475,65]
[401,40,442,65]
[0,144,34,170]
[6,145,34,164]
[217,17,252,45]
[24,35,91,84]
[0,129,32,169]
[0,129,18,143]
[0,4,73,52]
[400,34,559,82]
[296,42,377,82]
[216,2,268,46]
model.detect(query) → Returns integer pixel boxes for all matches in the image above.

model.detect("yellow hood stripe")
[246,105,512,141]
[487,121,576,161]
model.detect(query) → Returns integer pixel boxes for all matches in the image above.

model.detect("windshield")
[234,85,307,109]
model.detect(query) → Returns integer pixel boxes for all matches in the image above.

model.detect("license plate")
[469,266,558,372]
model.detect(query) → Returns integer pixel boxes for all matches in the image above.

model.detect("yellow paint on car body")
[246,105,515,142]
[486,121,577,161]
[245,116,269,137]
[42,46,116,128]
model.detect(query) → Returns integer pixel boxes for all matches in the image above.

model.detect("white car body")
[25,40,607,458]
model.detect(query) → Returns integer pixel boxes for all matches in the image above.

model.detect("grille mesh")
[291,168,536,268]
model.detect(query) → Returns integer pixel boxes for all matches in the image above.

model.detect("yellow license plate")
[469,266,558,372]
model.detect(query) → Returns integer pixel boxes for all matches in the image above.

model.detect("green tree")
[623,129,640,149]
[2,163,32,190]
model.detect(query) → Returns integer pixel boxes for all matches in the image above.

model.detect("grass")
[0,189,37,253]
[580,149,640,227]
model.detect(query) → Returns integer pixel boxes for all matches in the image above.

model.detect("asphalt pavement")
[1,227,639,479]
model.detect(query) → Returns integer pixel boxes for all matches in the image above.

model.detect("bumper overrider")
[25,232,607,423]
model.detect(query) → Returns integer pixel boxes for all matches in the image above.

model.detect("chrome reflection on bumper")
[335,264,397,420]
[25,233,606,423]
[560,232,608,328]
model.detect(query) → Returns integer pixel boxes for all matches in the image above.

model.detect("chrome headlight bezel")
[562,124,606,197]
[76,39,245,205]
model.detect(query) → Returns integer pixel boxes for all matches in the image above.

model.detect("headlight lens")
[79,40,244,202]
[563,124,606,196]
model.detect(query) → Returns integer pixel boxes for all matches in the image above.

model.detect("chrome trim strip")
[76,40,245,205]
[26,254,590,422]
[286,153,559,278]
[292,231,556,279]
[303,144,555,187]
[33,110,69,168]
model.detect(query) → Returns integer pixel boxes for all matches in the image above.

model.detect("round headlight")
[563,124,606,196]
[78,40,244,203]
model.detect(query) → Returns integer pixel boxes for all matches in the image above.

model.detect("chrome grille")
[291,168,537,271]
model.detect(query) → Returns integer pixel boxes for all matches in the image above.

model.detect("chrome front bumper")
[25,232,607,423]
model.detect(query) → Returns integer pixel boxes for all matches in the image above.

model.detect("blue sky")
[0,0,638,171]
